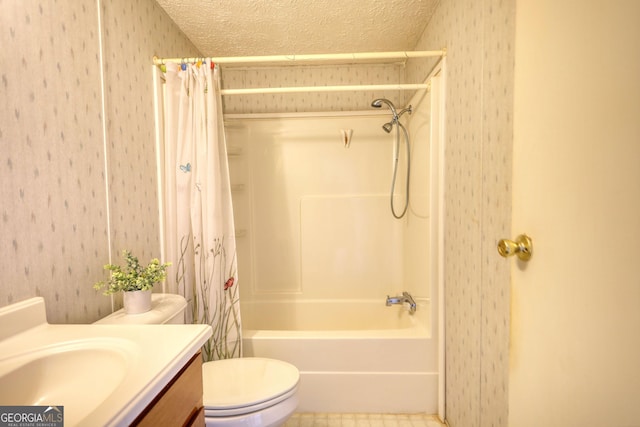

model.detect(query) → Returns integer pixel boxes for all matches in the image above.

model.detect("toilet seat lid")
[202,357,299,411]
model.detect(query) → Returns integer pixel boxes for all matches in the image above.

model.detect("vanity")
[132,351,204,426]
[0,297,212,426]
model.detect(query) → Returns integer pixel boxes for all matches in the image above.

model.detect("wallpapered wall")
[408,0,515,426]
[0,0,199,323]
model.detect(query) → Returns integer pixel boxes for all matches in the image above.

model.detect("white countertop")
[0,297,212,427]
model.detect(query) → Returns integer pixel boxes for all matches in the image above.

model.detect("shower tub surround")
[225,87,441,414]
[242,299,437,413]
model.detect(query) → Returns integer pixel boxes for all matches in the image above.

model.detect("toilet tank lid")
[94,293,187,325]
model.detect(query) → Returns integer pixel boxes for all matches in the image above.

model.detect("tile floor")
[283,413,446,427]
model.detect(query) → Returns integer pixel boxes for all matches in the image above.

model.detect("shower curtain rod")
[220,83,429,96]
[153,50,444,66]
[153,50,444,96]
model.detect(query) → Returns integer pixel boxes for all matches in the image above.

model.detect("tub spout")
[386,296,402,305]
[385,292,416,314]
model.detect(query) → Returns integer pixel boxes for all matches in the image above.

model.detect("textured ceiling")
[154,0,439,58]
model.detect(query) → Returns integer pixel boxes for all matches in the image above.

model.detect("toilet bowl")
[95,294,299,426]
[203,357,299,427]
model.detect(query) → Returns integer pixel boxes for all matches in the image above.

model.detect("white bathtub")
[241,299,438,413]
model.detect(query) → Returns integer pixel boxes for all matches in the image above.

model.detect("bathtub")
[241,299,439,413]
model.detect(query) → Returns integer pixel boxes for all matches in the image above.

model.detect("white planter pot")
[123,289,152,314]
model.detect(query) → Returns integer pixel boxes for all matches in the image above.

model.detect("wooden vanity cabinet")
[132,352,205,427]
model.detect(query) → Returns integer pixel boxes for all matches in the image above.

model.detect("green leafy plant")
[93,250,171,296]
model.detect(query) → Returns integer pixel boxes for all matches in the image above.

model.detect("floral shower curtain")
[162,61,241,361]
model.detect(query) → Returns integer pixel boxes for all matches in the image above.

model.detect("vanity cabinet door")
[133,352,204,427]
[187,407,206,427]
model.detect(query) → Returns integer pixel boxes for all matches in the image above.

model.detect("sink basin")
[0,339,136,425]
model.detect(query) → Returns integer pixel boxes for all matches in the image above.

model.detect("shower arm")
[397,106,412,119]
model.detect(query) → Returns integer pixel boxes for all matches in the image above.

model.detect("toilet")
[95,293,299,427]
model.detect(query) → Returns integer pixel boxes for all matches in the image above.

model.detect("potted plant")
[93,250,171,314]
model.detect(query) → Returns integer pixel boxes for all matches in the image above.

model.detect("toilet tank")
[94,293,187,325]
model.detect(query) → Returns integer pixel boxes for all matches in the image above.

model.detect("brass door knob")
[497,234,533,261]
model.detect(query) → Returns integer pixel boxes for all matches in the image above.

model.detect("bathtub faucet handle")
[402,292,417,314]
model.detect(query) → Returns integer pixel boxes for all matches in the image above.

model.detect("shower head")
[382,122,394,133]
[371,98,398,119]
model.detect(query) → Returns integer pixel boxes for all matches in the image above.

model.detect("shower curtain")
[161,61,241,361]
